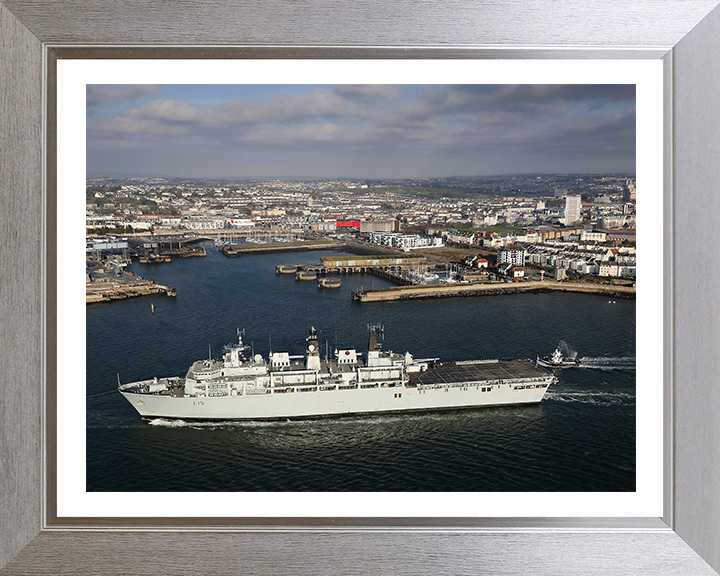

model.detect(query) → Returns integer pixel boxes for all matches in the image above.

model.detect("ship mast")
[305,326,321,370]
[367,323,384,352]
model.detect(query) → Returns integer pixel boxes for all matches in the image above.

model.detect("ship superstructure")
[118,325,557,420]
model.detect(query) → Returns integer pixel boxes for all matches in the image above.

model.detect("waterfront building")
[598,263,621,277]
[497,246,525,267]
[368,232,443,250]
[184,218,225,230]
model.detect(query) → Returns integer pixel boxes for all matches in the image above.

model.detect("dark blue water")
[86,243,636,492]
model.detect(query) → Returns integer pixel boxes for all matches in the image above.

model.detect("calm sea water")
[86,243,636,492]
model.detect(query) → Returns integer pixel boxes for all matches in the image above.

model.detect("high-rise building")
[564,195,582,225]
[622,179,636,201]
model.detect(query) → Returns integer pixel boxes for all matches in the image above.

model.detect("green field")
[229,240,335,250]
[387,188,476,199]
[457,225,526,234]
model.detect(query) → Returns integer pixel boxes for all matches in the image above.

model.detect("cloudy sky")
[86,84,635,179]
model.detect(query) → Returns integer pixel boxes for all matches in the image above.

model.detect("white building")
[125,221,153,231]
[598,263,620,277]
[369,232,443,251]
[580,230,607,243]
[497,247,525,267]
[227,218,255,228]
[184,218,225,230]
[565,195,582,225]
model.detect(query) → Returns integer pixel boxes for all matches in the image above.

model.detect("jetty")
[86,282,176,304]
[351,280,635,302]
[219,240,338,257]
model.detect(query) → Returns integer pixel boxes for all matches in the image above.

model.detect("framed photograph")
[2,1,720,574]
[66,60,661,521]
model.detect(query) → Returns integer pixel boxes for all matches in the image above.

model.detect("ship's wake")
[146,417,331,429]
[545,389,636,406]
[577,357,636,371]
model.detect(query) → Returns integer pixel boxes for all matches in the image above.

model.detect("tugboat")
[537,345,581,368]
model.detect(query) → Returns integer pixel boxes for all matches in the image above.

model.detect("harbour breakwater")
[352,280,635,302]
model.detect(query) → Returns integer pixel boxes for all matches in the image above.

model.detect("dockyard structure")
[320,255,425,272]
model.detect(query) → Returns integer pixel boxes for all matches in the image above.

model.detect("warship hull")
[118,327,555,421]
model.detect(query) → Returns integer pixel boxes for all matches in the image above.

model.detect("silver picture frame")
[2,1,720,573]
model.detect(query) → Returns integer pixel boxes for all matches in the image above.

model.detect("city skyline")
[87,84,636,179]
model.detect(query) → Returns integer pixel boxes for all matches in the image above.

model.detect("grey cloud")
[87,84,636,177]
[87,85,163,108]
[208,88,375,126]
[334,85,403,100]
[449,84,635,103]
[89,88,378,137]
[137,99,201,122]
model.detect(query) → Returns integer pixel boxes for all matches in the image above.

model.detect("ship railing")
[245,388,271,395]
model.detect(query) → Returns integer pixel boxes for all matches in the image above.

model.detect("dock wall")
[220,241,339,257]
[352,281,635,302]
[86,282,175,304]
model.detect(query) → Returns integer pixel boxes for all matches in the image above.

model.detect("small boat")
[537,346,581,368]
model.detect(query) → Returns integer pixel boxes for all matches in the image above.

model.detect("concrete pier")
[351,280,635,302]
[219,240,338,257]
[86,282,175,304]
